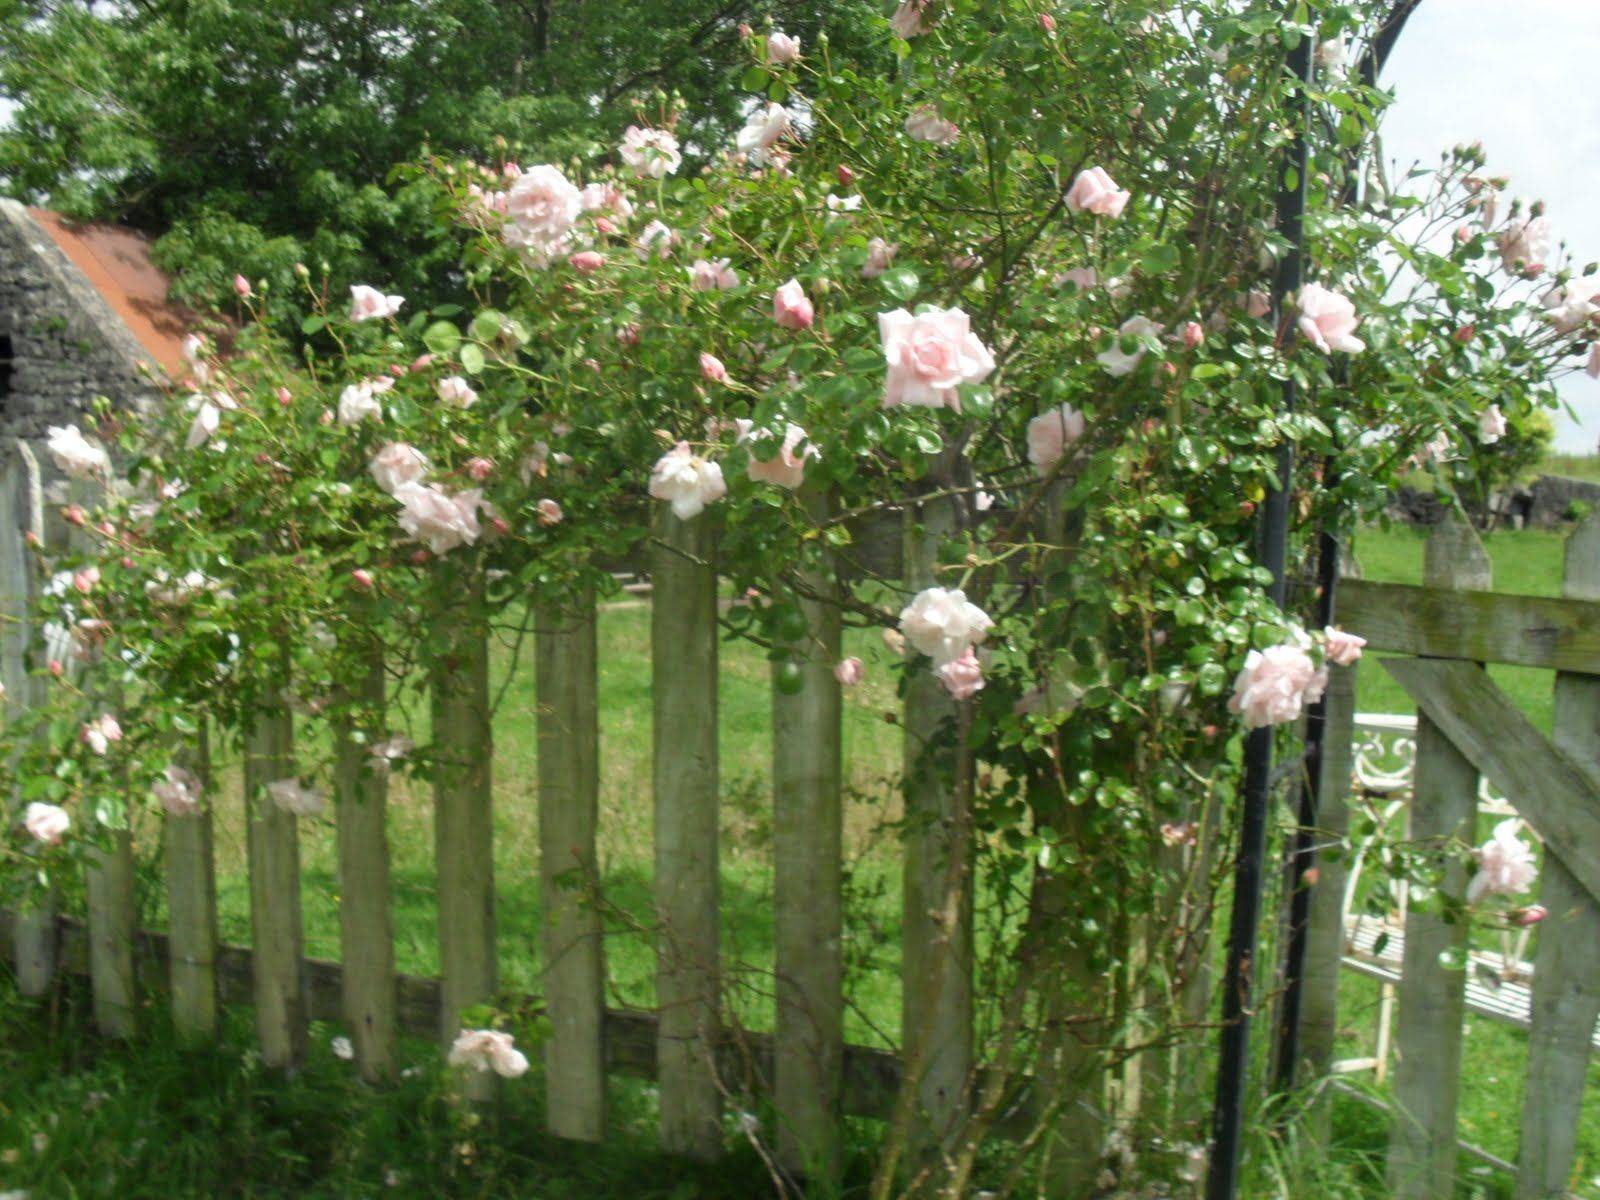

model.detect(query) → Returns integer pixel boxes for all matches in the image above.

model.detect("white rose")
[898,587,993,666]
[648,442,726,520]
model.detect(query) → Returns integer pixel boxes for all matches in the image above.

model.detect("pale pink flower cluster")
[689,258,739,292]
[1097,315,1162,376]
[580,182,634,222]
[1228,640,1327,729]
[1466,819,1538,905]
[739,422,817,490]
[47,424,109,479]
[1295,283,1365,354]
[937,647,985,700]
[349,284,404,322]
[862,238,897,279]
[1065,167,1130,219]
[773,279,815,330]
[448,1028,529,1078]
[899,587,993,668]
[369,443,431,495]
[153,764,203,816]
[24,802,70,845]
[82,713,123,756]
[1027,404,1087,474]
[736,103,792,166]
[649,443,727,520]
[267,778,326,817]
[879,307,995,410]
[394,483,483,554]
[1498,213,1552,275]
[905,106,960,146]
[1322,627,1366,667]
[618,125,682,180]
[502,164,584,261]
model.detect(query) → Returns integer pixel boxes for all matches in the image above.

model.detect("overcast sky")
[1381,0,1600,452]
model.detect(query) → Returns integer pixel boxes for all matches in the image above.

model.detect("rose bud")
[233,274,252,298]
[595,217,617,236]
[276,387,293,406]
[466,457,494,481]
[351,568,375,590]
[409,549,432,565]
[1510,905,1548,927]
[700,352,729,383]
[837,164,856,187]
[569,250,606,274]
[1039,12,1056,32]
[410,354,435,372]
[63,505,87,527]
[488,514,511,536]
[1180,320,1204,349]
[1454,324,1475,344]
[48,659,64,678]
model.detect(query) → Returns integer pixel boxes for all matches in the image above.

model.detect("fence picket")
[336,640,397,1082]
[431,570,497,1103]
[245,702,307,1069]
[536,584,605,1141]
[651,510,722,1159]
[1516,511,1600,1199]
[2,439,53,996]
[166,726,219,1043]
[1387,514,1491,1200]
[773,485,844,1180]
[900,492,973,1167]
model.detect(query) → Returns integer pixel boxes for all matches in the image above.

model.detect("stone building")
[0,199,189,449]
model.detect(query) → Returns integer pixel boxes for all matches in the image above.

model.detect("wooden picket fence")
[0,438,979,1179]
[1298,512,1600,1200]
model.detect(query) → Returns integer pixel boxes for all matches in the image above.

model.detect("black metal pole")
[1204,10,1313,1199]
[1270,0,1423,1099]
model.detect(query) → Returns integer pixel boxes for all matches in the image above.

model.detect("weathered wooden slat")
[244,705,307,1069]
[772,485,844,1181]
[1339,578,1600,674]
[900,491,973,1171]
[85,826,136,1035]
[1387,516,1490,1200]
[2,439,54,996]
[536,584,606,1141]
[335,640,397,1083]
[166,726,218,1043]
[1517,512,1600,1200]
[651,509,722,1160]
[1299,657,1357,1144]
[431,570,497,1104]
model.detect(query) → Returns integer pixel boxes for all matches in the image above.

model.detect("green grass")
[1543,454,1600,486]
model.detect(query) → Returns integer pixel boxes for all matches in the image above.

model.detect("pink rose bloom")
[465,457,494,482]
[689,258,739,291]
[1510,905,1548,927]
[267,778,326,817]
[618,125,682,180]
[1477,404,1507,445]
[862,237,898,280]
[233,274,252,298]
[580,181,634,221]
[635,220,677,260]
[1295,283,1365,354]
[1180,321,1205,349]
[369,443,430,495]
[153,765,203,817]
[393,483,483,554]
[736,103,791,164]
[504,163,583,247]
[648,442,727,520]
[569,250,606,274]
[349,284,404,322]
[23,802,70,845]
[1228,641,1327,729]
[437,376,478,408]
[1323,627,1366,667]
[889,0,929,37]
[449,1029,529,1078]
[767,30,801,64]
[1498,214,1552,274]
[834,657,864,687]
[73,567,100,594]
[1541,278,1600,333]
[743,423,817,490]
[1064,167,1130,219]
[1027,404,1087,474]
[1466,819,1538,904]
[899,587,992,666]
[82,713,123,756]
[904,106,960,146]
[879,306,995,411]
[937,647,985,701]
[536,498,564,526]
[773,279,815,330]
[700,352,729,383]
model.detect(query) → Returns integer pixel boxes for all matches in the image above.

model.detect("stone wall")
[0,200,157,452]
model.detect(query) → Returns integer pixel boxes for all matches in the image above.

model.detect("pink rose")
[536,499,564,526]
[1510,905,1548,927]
[862,237,897,280]
[700,353,729,383]
[689,258,739,291]
[1323,627,1366,666]
[1466,819,1537,904]
[1064,167,1130,219]
[648,442,727,520]
[437,376,478,408]
[153,765,203,817]
[351,568,375,590]
[773,279,815,330]
[276,386,293,406]
[879,306,995,410]
[569,250,606,274]
[904,106,960,146]
[617,126,682,180]
[465,457,494,481]
[1056,267,1098,292]
[1027,404,1087,474]
[1039,12,1056,32]
[937,647,985,700]
[742,423,817,490]
[1541,278,1600,333]
[834,657,864,687]
[504,164,583,250]
[349,284,404,322]
[392,483,483,554]
[369,443,430,495]
[635,220,677,260]
[82,713,123,756]
[1295,283,1365,354]
[767,31,801,64]
[1228,640,1327,729]
[23,802,70,845]
[616,323,641,346]
[73,566,100,594]
[1498,214,1552,275]
[1180,321,1205,349]
[1244,290,1272,319]
[889,0,929,37]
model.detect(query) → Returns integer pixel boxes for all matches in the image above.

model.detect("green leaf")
[459,343,486,375]
[741,66,768,92]
[878,267,921,303]
[423,320,461,355]
[300,314,327,334]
